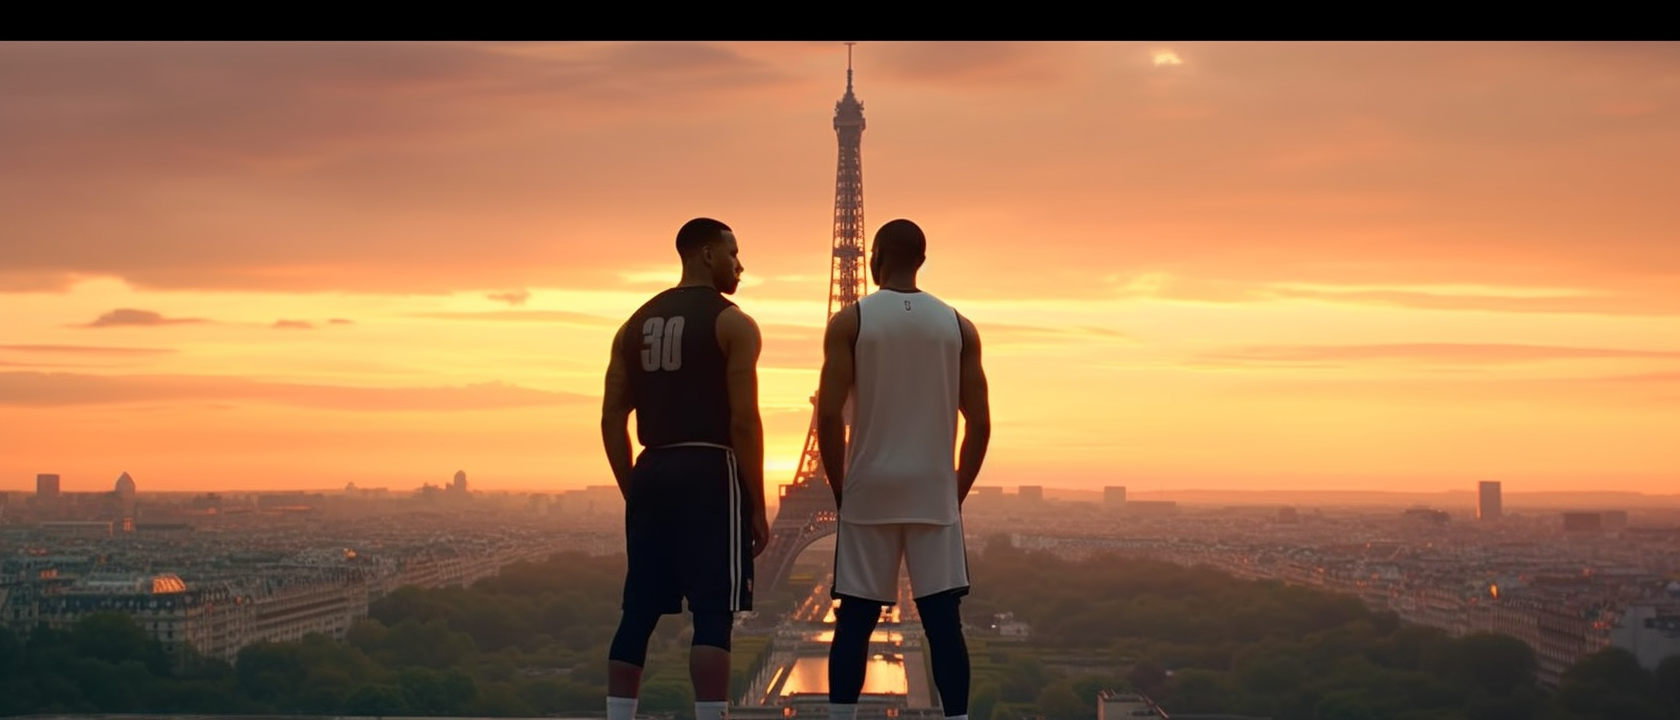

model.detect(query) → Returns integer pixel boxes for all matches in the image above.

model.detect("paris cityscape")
[3,471,1680,719]
[4,41,1678,720]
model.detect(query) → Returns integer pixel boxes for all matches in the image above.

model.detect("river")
[756,586,928,705]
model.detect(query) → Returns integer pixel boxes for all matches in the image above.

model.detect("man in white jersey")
[816,218,991,720]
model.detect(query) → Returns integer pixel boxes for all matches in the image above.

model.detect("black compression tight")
[609,609,737,667]
[608,608,661,667]
[829,593,971,714]
[827,597,884,704]
[916,592,969,717]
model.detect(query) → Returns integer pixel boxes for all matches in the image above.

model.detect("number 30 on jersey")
[640,316,685,371]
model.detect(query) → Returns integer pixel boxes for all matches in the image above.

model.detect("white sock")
[829,703,858,720]
[608,696,638,720]
[695,700,729,720]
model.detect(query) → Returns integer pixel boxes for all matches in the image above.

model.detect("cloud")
[0,344,174,356]
[409,310,618,326]
[1105,275,1680,317]
[756,322,824,369]
[79,309,208,328]
[0,360,114,369]
[1197,343,1680,365]
[1259,285,1680,317]
[869,42,1087,88]
[273,320,312,329]
[0,271,78,292]
[0,372,594,411]
[1584,371,1680,384]
[486,289,530,306]
[1200,363,1680,410]
[984,322,1134,343]
[0,41,810,295]
[0,42,1674,311]
[0,41,796,178]
[329,318,354,324]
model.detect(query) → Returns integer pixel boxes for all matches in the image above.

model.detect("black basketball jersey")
[619,286,736,449]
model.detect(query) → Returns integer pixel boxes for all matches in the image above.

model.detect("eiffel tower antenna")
[759,43,867,593]
[846,41,855,92]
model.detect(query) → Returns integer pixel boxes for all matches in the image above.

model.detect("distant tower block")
[1477,481,1502,521]
[452,470,468,492]
[114,471,138,533]
[756,43,868,593]
[1104,486,1127,509]
[36,473,60,497]
[1018,485,1044,502]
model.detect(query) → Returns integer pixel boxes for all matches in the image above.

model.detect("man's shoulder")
[716,305,761,351]
[717,303,756,325]
[825,301,861,335]
[923,290,956,311]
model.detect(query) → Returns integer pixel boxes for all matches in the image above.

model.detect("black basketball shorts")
[622,442,754,614]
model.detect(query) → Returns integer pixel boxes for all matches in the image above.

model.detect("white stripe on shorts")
[726,447,741,611]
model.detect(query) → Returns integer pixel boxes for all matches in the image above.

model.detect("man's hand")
[751,511,770,558]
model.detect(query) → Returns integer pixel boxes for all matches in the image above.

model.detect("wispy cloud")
[0,372,593,411]
[408,310,618,326]
[2,42,1673,306]
[273,319,312,329]
[78,308,208,328]
[1581,371,1680,384]
[870,42,1088,88]
[1198,343,1680,365]
[1110,275,1680,317]
[486,289,530,306]
[0,344,174,356]
[985,322,1134,344]
[1261,285,1680,317]
[757,322,824,369]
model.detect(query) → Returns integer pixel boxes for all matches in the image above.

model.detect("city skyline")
[2,41,1677,494]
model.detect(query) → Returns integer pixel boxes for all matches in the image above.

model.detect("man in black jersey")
[600,217,769,720]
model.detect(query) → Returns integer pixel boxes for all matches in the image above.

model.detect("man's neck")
[876,270,918,293]
[675,271,715,290]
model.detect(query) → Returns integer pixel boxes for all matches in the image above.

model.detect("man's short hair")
[875,219,926,260]
[676,218,733,256]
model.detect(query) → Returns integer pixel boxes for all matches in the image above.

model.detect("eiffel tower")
[758,43,867,593]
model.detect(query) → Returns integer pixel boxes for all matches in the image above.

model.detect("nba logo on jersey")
[904,299,912,310]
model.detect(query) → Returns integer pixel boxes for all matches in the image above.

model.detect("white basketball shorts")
[832,520,969,604]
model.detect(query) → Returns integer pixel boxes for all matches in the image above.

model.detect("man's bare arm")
[601,323,635,500]
[816,305,859,509]
[956,313,991,505]
[718,306,769,556]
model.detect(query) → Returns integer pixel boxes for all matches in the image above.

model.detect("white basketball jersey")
[840,289,963,525]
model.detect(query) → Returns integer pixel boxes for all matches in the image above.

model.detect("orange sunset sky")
[2,41,1676,497]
